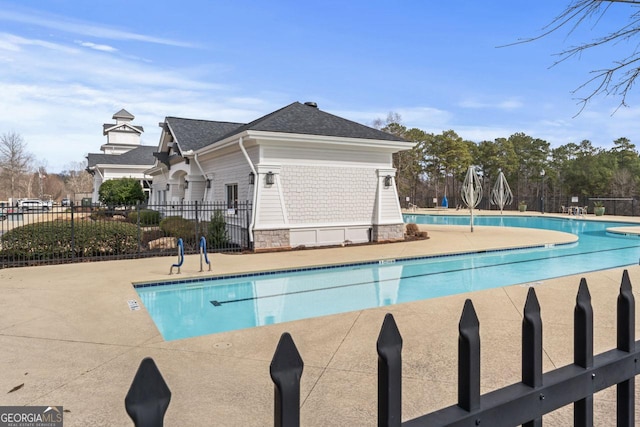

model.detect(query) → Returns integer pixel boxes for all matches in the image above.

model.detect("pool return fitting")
[199,236,212,272]
[169,238,184,274]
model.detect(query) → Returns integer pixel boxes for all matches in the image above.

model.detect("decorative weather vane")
[461,166,483,232]
[490,170,513,215]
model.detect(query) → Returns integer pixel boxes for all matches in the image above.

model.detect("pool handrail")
[169,238,184,275]
[199,236,211,272]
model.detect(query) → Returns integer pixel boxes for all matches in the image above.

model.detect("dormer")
[113,108,135,125]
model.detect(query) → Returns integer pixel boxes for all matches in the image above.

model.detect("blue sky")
[1,1,638,172]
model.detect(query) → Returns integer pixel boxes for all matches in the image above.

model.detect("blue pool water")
[136,215,640,340]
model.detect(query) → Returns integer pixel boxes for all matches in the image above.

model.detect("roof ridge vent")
[304,101,318,108]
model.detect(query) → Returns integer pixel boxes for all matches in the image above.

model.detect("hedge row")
[128,209,161,226]
[0,211,233,260]
[0,220,139,259]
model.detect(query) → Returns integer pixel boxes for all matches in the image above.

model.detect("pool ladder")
[199,236,212,272]
[169,237,211,274]
[169,238,184,275]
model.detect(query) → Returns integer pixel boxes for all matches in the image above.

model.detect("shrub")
[160,216,198,240]
[98,178,146,206]
[90,208,111,220]
[405,223,419,236]
[208,210,229,248]
[129,209,161,226]
[0,220,139,259]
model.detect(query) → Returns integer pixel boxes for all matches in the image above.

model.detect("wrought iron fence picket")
[574,279,593,426]
[125,357,171,427]
[616,270,635,426]
[377,313,402,427]
[458,299,480,413]
[522,288,542,427]
[270,332,304,427]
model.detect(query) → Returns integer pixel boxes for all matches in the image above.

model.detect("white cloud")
[0,9,193,48]
[459,97,523,111]
[0,32,79,54]
[77,41,118,52]
[0,30,257,172]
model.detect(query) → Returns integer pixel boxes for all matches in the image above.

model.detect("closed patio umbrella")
[490,170,513,215]
[461,166,483,232]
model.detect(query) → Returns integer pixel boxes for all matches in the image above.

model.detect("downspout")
[192,152,208,201]
[238,136,257,243]
[94,167,104,181]
[93,167,104,202]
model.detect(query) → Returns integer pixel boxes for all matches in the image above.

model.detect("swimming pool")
[136,215,640,340]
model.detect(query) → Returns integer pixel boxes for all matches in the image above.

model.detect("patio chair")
[561,205,567,214]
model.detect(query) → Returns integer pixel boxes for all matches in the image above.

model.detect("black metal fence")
[126,271,639,426]
[0,201,252,268]
[475,195,639,216]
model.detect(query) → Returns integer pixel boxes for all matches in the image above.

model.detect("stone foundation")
[372,223,405,242]
[253,229,291,251]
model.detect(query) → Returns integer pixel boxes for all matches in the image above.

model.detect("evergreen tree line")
[383,122,640,214]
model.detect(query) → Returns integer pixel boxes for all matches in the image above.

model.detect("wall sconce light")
[184,180,189,189]
[165,183,170,191]
[384,175,392,187]
[249,172,255,185]
[266,171,275,185]
[206,179,211,189]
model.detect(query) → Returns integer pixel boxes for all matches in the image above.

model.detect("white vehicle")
[18,199,49,211]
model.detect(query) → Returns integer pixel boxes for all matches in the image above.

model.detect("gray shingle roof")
[87,145,157,167]
[215,102,406,143]
[165,117,244,152]
[113,109,134,120]
[165,102,405,153]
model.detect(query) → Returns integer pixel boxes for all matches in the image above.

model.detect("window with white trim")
[226,183,238,212]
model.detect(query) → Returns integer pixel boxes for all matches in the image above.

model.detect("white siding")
[107,130,140,146]
[256,182,285,224]
[189,180,206,202]
[103,167,148,180]
[379,184,402,223]
[263,145,390,166]
[199,150,252,202]
[280,165,376,224]
[252,143,403,245]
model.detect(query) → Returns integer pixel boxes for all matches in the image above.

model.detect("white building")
[146,102,415,250]
[86,109,156,202]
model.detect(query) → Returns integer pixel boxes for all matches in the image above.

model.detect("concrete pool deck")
[1,210,640,425]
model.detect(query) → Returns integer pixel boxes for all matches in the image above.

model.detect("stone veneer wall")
[254,225,404,250]
[372,224,405,242]
[254,229,291,251]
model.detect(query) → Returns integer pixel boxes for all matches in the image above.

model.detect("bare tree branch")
[502,0,640,113]
[0,132,34,198]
